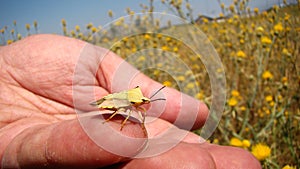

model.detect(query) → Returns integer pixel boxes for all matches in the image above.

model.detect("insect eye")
[142,99,149,102]
[130,101,136,104]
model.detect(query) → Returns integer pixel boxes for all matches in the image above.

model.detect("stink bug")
[90,86,166,130]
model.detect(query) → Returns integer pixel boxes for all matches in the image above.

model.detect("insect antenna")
[149,86,166,101]
[150,98,166,102]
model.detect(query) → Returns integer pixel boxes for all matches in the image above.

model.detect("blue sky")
[0,0,289,39]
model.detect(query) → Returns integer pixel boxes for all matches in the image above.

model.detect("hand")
[0,34,261,168]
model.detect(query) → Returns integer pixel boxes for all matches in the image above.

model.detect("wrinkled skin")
[0,34,261,169]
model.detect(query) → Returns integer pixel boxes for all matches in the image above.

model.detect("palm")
[0,35,260,169]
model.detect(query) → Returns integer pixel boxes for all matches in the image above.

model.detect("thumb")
[2,116,146,169]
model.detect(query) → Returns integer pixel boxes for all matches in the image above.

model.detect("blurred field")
[1,2,299,168]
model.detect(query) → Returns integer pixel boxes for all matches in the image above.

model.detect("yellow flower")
[75,25,80,32]
[282,165,297,169]
[261,36,272,45]
[70,30,76,37]
[7,39,13,45]
[229,4,235,13]
[231,90,240,97]
[25,24,30,31]
[86,23,93,29]
[156,33,162,39]
[251,143,271,161]
[144,34,151,40]
[165,37,171,42]
[62,27,67,35]
[284,13,290,21]
[137,55,146,62]
[228,97,238,107]
[282,76,288,83]
[163,81,172,87]
[33,20,38,28]
[161,45,169,51]
[156,63,163,68]
[273,5,279,12]
[262,70,273,80]
[186,83,194,89]
[195,92,204,100]
[131,47,137,53]
[17,33,22,40]
[262,11,268,17]
[230,138,251,148]
[108,10,113,18]
[245,127,250,132]
[233,15,239,20]
[61,19,67,27]
[78,32,83,39]
[239,106,246,111]
[186,2,191,9]
[230,137,243,147]
[236,50,246,58]
[173,47,178,52]
[114,17,124,26]
[277,94,283,103]
[262,106,271,115]
[256,26,264,37]
[213,138,219,144]
[254,7,259,14]
[274,23,283,33]
[220,3,225,9]
[282,48,291,56]
[242,139,251,148]
[91,27,98,33]
[239,39,245,44]
[203,18,209,24]
[177,76,185,81]
[265,95,273,102]
[126,7,131,14]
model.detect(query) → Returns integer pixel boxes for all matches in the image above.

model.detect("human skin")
[0,34,261,168]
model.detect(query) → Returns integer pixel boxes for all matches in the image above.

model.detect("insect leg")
[136,106,147,123]
[137,111,144,123]
[136,110,148,136]
[120,109,131,130]
[103,110,119,123]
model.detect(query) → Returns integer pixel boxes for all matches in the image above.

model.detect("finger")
[203,144,261,169]
[2,117,146,169]
[121,143,261,169]
[96,49,208,130]
[141,84,208,130]
[68,41,208,130]
[144,117,205,144]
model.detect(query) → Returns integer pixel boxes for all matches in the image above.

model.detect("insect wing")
[91,91,127,106]
[98,90,131,109]
[91,87,148,109]
[99,98,131,109]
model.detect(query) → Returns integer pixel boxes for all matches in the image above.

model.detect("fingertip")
[192,100,209,129]
[130,76,209,130]
[145,85,209,130]
[206,144,262,169]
